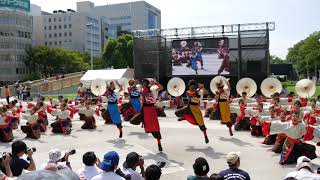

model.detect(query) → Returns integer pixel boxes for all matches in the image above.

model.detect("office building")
[0,0,32,83]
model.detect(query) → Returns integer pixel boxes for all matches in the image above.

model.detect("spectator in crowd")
[281,84,289,97]
[0,153,13,178]
[14,80,19,98]
[284,156,320,180]
[91,151,124,180]
[145,164,162,180]
[22,86,27,101]
[45,149,72,171]
[187,157,210,180]
[122,152,144,180]
[219,152,250,180]
[5,86,10,105]
[77,151,102,180]
[10,140,36,176]
[17,85,23,100]
[17,168,80,180]
[209,174,223,180]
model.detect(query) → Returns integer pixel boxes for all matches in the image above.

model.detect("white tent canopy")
[80,68,134,88]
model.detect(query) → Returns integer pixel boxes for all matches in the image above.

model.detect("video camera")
[25,147,36,154]
[61,149,76,162]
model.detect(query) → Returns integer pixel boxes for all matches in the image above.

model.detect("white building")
[31,1,161,56]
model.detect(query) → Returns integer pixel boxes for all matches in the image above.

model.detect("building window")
[49,42,52,45]
[54,41,57,45]
[49,34,52,38]
[59,33,61,37]
[64,32,67,37]
[59,17,62,22]
[68,16,71,21]
[64,24,67,29]
[59,41,61,45]
[54,25,57,30]
[54,33,57,37]
[69,40,72,42]
[69,24,72,29]
[48,18,51,22]
[44,26,46,30]
[63,17,66,22]
[45,42,47,45]
[69,32,72,36]
[49,26,51,30]
[54,18,56,22]
[58,25,61,29]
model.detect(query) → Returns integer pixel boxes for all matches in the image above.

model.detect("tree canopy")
[25,46,92,80]
[102,34,133,69]
[286,31,320,77]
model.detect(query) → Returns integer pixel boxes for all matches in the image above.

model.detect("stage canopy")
[80,68,134,88]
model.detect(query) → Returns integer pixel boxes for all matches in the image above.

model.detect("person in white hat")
[284,156,320,180]
[44,149,71,171]
[219,152,250,180]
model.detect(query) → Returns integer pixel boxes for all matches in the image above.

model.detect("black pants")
[6,96,9,105]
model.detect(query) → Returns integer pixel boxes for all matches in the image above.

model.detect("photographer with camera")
[77,151,102,180]
[10,140,36,176]
[0,153,13,179]
[45,149,75,171]
[121,152,145,180]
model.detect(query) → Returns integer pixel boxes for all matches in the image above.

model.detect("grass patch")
[43,93,78,100]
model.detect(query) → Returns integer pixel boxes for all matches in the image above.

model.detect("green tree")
[270,55,287,64]
[286,31,320,77]
[102,34,133,68]
[25,46,90,80]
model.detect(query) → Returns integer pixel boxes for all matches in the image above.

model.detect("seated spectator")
[92,151,124,180]
[10,140,36,176]
[46,149,72,170]
[284,156,320,180]
[187,157,210,180]
[122,152,144,180]
[219,152,250,180]
[77,151,102,180]
[0,153,13,178]
[209,173,223,180]
[145,164,162,180]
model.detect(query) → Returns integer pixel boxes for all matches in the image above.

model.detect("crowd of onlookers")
[1,140,319,180]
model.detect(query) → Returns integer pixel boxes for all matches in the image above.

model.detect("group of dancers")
[0,78,319,164]
[203,83,318,165]
[0,79,167,152]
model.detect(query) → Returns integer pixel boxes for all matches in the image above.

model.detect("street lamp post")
[86,23,94,70]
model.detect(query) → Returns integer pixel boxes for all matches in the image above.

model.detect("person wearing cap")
[121,152,144,180]
[92,151,125,180]
[10,140,36,176]
[187,157,210,180]
[77,151,102,180]
[284,156,320,180]
[175,80,210,144]
[46,149,72,171]
[219,152,250,180]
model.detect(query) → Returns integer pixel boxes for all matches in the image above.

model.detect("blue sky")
[31,0,320,58]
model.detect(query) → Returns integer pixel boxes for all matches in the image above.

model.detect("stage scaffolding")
[132,22,275,88]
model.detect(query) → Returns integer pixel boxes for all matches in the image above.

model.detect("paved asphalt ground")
[172,53,229,76]
[1,109,320,180]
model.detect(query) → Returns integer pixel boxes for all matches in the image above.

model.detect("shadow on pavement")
[219,136,254,147]
[128,132,152,139]
[106,139,134,149]
[185,146,226,160]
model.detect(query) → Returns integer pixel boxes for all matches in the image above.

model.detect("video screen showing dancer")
[171,38,230,75]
